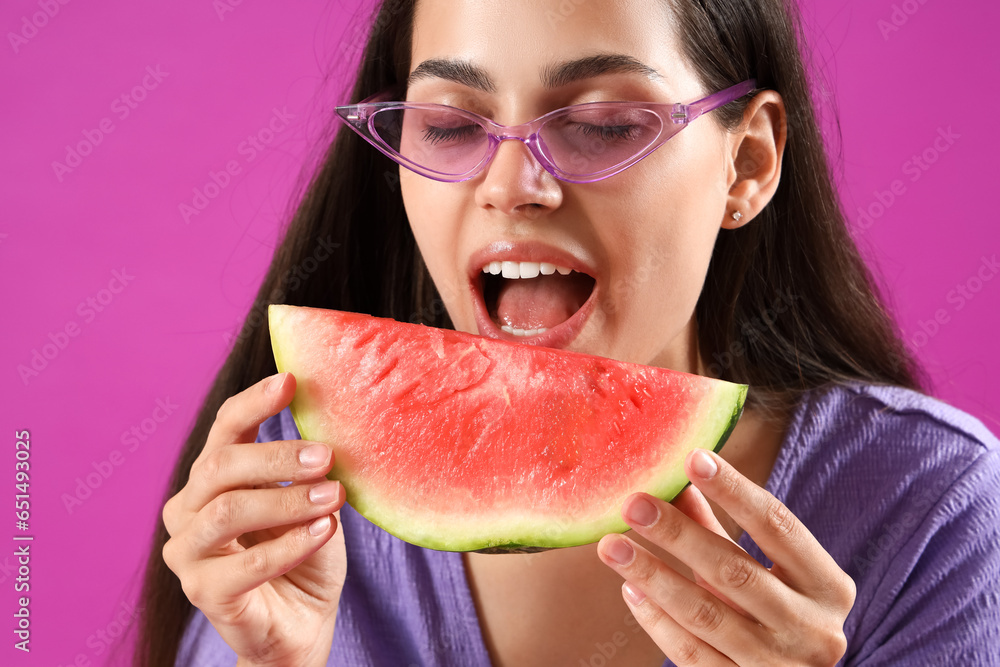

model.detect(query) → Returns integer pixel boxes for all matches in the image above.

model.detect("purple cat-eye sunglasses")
[335,79,758,184]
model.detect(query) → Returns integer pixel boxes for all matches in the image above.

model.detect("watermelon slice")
[268,304,747,552]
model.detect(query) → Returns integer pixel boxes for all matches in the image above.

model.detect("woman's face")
[400,0,767,373]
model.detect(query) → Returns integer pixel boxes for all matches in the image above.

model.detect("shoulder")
[795,379,996,458]
[772,380,998,506]
[759,380,1000,577]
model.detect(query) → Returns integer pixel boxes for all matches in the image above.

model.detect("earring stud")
[731,210,743,222]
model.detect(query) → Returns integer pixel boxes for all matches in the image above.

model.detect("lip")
[467,240,599,350]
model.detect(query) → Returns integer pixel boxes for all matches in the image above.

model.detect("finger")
[206,372,296,451]
[684,449,846,599]
[598,534,756,664]
[186,439,334,512]
[193,513,340,612]
[163,493,183,538]
[281,508,348,601]
[672,485,730,541]
[671,486,751,616]
[622,583,736,667]
[185,481,345,557]
[621,490,794,628]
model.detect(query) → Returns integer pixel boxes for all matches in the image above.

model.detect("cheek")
[400,170,430,244]
[593,150,725,319]
[630,135,726,256]
[400,171,466,298]
[402,172,447,259]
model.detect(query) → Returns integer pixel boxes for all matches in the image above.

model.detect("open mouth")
[470,255,598,349]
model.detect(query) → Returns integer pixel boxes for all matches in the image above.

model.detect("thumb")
[672,483,731,541]
[672,485,753,618]
[283,505,348,606]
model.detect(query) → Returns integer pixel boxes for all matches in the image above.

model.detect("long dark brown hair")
[132,0,927,663]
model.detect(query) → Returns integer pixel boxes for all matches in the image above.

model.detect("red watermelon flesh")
[268,304,747,552]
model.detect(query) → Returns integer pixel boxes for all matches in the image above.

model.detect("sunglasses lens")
[538,107,663,177]
[372,107,491,177]
[369,105,664,179]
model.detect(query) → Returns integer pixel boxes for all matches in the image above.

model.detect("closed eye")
[572,124,641,141]
[422,124,484,145]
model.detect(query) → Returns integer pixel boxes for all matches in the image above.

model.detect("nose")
[474,137,562,215]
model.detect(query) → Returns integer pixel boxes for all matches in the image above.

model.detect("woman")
[135,0,1000,665]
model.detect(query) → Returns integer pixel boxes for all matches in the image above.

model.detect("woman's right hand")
[162,372,347,667]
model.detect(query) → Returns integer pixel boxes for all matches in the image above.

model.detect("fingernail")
[308,481,340,504]
[308,515,331,536]
[623,581,646,605]
[605,538,634,566]
[624,496,659,527]
[267,372,287,394]
[691,449,718,479]
[299,444,329,467]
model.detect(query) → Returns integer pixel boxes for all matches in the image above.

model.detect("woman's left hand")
[598,449,856,666]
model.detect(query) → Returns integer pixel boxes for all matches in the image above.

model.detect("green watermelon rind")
[269,304,749,552]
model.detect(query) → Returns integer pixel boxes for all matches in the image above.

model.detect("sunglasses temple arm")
[682,79,758,123]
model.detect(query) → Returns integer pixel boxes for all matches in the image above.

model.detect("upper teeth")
[481,261,574,278]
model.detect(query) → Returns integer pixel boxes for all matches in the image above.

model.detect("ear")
[722,90,787,230]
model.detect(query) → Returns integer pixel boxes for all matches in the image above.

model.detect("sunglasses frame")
[335,78,758,184]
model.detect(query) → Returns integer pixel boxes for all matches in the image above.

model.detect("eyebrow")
[405,53,663,93]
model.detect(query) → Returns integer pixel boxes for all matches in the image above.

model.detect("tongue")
[495,273,592,330]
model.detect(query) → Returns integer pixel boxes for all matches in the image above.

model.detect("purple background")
[1,1,997,664]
